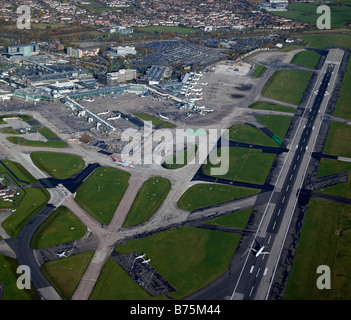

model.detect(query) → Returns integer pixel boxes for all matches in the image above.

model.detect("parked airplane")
[159,112,169,121]
[106,114,121,121]
[142,259,150,264]
[136,253,146,259]
[97,110,110,115]
[112,157,134,168]
[250,240,270,257]
[189,96,203,102]
[84,98,94,102]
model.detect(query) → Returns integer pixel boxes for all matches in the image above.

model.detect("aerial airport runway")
[230,48,345,300]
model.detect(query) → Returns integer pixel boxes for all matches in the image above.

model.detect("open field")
[41,251,94,300]
[323,122,351,158]
[0,255,39,300]
[284,198,351,300]
[202,147,276,184]
[298,34,351,49]
[30,152,85,180]
[229,124,277,147]
[162,145,197,170]
[272,3,351,28]
[291,50,321,69]
[250,64,267,78]
[116,227,240,299]
[137,25,199,34]
[204,208,253,229]
[31,206,88,249]
[254,115,293,142]
[262,69,312,106]
[248,101,296,114]
[177,183,260,211]
[2,188,50,238]
[89,257,167,300]
[6,136,67,148]
[0,160,38,185]
[123,177,171,227]
[75,166,130,225]
[333,56,351,121]
[134,113,175,128]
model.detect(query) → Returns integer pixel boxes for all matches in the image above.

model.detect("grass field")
[284,198,351,300]
[30,151,85,180]
[6,136,67,148]
[261,69,312,105]
[137,25,199,34]
[316,158,351,199]
[123,177,171,227]
[254,115,293,142]
[31,206,88,249]
[272,3,351,28]
[202,147,276,185]
[251,64,267,77]
[162,145,197,169]
[135,113,175,128]
[291,50,321,69]
[2,188,50,238]
[204,208,253,229]
[0,160,38,185]
[323,122,351,158]
[0,254,39,300]
[228,124,277,147]
[39,127,58,139]
[248,101,296,114]
[115,227,240,299]
[41,251,94,300]
[75,166,130,225]
[177,183,260,211]
[333,56,351,121]
[298,34,351,49]
[89,257,168,300]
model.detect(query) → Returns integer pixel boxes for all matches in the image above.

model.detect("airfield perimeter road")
[230,48,345,300]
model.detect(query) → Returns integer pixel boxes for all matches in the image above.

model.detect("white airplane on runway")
[112,157,134,168]
[56,251,67,258]
[250,241,270,257]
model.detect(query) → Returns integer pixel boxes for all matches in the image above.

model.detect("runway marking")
[249,286,254,297]
[272,221,277,230]
[297,155,300,161]
[290,174,293,181]
[256,268,261,278]
[250,265,254,274]
[264,268,268,276]
[277,208,281,216]
[267,235,272,244]
[282,196,285,203]
[293,164,296,170]
[286,185,289,191]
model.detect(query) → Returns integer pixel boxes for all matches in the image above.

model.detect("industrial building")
[7,43,39,57]
[107,46,137,57]
[141,65,171,85]
[98,69,137,86]
[66,47,83,58]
